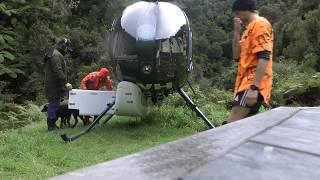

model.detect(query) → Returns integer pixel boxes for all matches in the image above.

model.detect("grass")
[0,120,193,179]
[0,104,229,179]
[0,85,277,179]
[0,87,232,179]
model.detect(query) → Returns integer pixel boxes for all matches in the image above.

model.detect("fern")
[0,3,18,16]
[0,3,23,78]
[0,29,23,78]
[0,103,45,131]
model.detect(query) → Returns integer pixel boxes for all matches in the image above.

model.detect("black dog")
[41,104,90,128]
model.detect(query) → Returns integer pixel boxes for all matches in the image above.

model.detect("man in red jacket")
[81,68,113,90]
[81,68,113,123]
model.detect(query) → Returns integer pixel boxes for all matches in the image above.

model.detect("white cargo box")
[68,89,116,115]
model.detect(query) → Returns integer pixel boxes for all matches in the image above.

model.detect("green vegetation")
[0,103,45,131]
[0,0,319,178]
[0,0,319,105]
[0,118,200,179]
[0,87,229,178]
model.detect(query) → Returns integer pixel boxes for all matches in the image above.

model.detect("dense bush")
[0,103,45,131]
[0,0,319,132]
[273,60,320,106]
[1,0,319,104]
[143,86,231,129]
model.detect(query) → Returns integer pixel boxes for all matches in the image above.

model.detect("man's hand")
[245,89,258,107]
[65,83,72,91]
[234,17,242,34]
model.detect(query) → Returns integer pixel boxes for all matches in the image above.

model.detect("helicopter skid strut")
[61,88,214,142]
[61,101,116,142]
[178,88,215,129]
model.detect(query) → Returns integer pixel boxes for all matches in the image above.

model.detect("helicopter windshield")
[121,1,187,40]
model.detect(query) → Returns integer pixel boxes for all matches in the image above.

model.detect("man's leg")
[225,91,263,124]
[227,106,251,123]
[47,98,60,131]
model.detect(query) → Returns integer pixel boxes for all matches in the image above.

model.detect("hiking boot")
[47,118,57,131]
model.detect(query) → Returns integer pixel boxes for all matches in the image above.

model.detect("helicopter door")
[109,17,139,82]
[157,37,184,78]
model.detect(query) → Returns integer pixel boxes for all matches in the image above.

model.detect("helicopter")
[61,0,215,142]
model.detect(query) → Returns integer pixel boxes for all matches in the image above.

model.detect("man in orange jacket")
[226,0,274,124]
[81,68,113,90]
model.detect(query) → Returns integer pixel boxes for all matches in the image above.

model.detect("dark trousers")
[48,98,60,120]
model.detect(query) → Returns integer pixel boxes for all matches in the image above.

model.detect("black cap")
[57,38,73,53]
[232,0,257,12]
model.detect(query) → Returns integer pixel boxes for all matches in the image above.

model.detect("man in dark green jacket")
[44,38,73,131]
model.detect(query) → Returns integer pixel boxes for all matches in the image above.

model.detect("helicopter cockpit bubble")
[135,7,157,41]
[109,1,192,102]
[121,1,187,40]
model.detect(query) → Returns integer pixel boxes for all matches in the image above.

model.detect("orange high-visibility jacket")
[81,72,113,90]
[234,17,274,104]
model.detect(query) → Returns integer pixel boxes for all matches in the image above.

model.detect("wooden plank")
[299,107,320,112]
[51,107,299,180]
[251,126,320,156]
[280,110,320,132]
[182,142,320,180]
[294,109,320,121]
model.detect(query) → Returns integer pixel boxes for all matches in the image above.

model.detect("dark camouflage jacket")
[44,49,67,100]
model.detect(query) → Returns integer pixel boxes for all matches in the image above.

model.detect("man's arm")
[232,17,242,61]
[253,54,270,87]
[106,77,113,90]
[253,50,271,87]
[81,76,89,90]
[245,20,273,106]
[251,21,273,87]
[245,53,270,106]
[81,81,87,90]
[232,33,241,61]
[50,55,67,86]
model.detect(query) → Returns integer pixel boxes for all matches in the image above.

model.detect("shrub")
[0,103,45,131]
[273,59,320,106]
[143,86,231,129]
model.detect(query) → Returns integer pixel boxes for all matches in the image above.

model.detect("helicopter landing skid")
[61,88,214,142]
[61,101,116,142]
[178,88,215,129]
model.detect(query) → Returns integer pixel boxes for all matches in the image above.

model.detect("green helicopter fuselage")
[108,1,192,101]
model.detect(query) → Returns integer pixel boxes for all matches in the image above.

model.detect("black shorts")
[233,91,264,116]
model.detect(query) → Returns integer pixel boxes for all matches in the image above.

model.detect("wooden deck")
[51,107,320,180]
